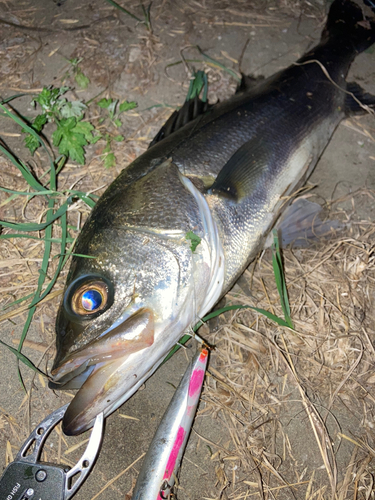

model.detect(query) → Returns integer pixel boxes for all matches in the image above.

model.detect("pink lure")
[132,348,209,500]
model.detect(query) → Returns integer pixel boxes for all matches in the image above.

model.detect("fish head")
[50,159,224,435]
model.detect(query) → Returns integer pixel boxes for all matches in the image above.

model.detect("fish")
[49,0,375,435]
[132,348,209,500]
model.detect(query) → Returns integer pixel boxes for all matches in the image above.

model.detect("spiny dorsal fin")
[148,95,211,148]
[148,70,265,148]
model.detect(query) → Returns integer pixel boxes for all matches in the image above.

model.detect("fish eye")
[81,289,102,311]
[69,279,110,317]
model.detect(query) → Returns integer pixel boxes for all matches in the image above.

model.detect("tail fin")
[321,0,375,53]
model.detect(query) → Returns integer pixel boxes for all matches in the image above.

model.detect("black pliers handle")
[0,404,103,500]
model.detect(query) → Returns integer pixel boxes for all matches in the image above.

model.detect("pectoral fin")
[208,138,273,202]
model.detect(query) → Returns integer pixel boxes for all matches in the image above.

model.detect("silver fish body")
[50,0,375,435]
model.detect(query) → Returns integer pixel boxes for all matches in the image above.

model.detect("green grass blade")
[68,190,96,208]
[272,231,293,329]
[0,201,69,231]
[0,339,47,376]
[16,149,61,358]
[58,252,95,259]
[195,46,241,82]
[29,214,67,309]
[165,56,240,82]
[248,306,289,327]
[186,70,208,102]
[17,197,55,354]
[0,103,54,164]
[0,94,27,104]
[0,187,57,196]
[163,304,251,363]
[55,156,67,175]
[163,294,293,364]
[1,292,34,311]
[0,233,74,243]
[0,144,45,192]
[163,334,192,364]
[192,304,250,332]
[103,0,142,22]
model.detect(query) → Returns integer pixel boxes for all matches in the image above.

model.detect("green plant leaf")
[185,231,201,252]
[69,57,80,67]
[32,86,69,115]
[24,133,40,155]
[74,68,90,89]
[97,98,113,109]
[52,117,87,164]
[104,151,116,168]
[32,113,48,132]
[107,99,118,119]
[91,134,102,144]
[119,100,137,113]
[23,114,48,155]
[73,120,95,143]
[113,135,124,142]
[60,100,87,118]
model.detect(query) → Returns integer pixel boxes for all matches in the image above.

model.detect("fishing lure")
[132,348,209,499]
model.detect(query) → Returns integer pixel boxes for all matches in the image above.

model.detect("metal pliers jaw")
[0,404,103,500]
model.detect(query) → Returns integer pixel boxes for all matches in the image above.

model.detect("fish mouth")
[50,307,155,435]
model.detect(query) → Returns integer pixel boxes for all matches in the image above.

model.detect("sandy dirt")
[0,1,375,499]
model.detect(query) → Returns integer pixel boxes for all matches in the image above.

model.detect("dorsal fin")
[148,69,263,148]
[148,95,211,148]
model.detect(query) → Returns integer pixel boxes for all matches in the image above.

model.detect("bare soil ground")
[0,1,375,499]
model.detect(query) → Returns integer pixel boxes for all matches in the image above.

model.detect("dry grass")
[195,216,375,499]
[0,0,374,499]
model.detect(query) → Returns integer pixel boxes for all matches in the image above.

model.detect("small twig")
[294,59,374,115]
[90,453,145,500]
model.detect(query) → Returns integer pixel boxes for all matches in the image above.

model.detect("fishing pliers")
[0,404,103,500]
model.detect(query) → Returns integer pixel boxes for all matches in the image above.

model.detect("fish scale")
[49,0,375,435]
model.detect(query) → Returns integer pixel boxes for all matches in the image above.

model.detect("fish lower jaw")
[91,325,193,419]
[62,359,163,435]
[60,324,192,435]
